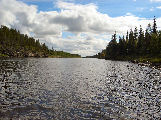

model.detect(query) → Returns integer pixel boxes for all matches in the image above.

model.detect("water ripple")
[0,58,160,119]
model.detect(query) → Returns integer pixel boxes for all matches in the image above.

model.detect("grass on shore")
[137,57,161,64]
[0,53,9,57]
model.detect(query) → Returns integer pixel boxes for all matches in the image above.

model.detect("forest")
[0,25,81,58]
[92,17,161,64]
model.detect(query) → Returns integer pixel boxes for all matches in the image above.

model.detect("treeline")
[0,25,81,58]
[94,17,161,63]
[48,50,81,58]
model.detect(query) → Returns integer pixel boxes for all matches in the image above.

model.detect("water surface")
[0,58,160,119]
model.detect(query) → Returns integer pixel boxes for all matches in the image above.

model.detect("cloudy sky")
[0,0,161,56]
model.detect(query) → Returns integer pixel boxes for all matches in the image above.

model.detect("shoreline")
[0,55,81,59]
[104,56,161,70]
[0,53,81,58]
[0,55,160,69]
[130,59,161,70]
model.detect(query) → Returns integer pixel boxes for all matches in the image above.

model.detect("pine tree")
[106,32,119,59]
[153,16,157,34]
[145,25,152,54]
[137,25,144,55]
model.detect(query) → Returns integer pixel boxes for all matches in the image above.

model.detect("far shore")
[1,54,160,70]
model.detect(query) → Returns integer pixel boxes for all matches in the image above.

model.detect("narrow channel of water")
[0,58,160,119]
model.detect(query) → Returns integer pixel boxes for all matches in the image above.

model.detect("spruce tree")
[153,16,157,34]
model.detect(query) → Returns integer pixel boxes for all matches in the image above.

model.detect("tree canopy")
[90,17,161,63]
[0,26,81,58]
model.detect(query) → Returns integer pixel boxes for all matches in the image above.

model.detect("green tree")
[153,16,157,34]
[106,32,118,59]
[137,25,144,55]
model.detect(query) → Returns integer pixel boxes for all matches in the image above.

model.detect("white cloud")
[156,6,161,9]
[150,0,161,2]
[0,0,161,56]
[19,0,54,2]
[51,1,153,35]
[150,7,154,11]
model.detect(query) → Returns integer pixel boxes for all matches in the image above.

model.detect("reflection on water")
[0,58,160,119]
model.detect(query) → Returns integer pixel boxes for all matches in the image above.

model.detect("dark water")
[0,58,160,120]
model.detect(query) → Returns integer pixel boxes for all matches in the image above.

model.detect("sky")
[0,0,161,56]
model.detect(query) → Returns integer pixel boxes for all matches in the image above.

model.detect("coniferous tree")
[145,25,151,54]
[118,36,126,56]
[100,16,160,62]
[0,25,81,58]
[106,32,119,59]
[153,16,157,34]
[128,29,135,55]
[133,27,138,52]
[137,25,144,55]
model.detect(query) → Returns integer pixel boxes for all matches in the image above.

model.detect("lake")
[0,58,160,119]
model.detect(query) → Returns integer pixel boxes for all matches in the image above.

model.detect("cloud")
[156,6,161,9]
[51,1,152,35]
[150,7,154,11]
[150,0,161,2]
[41,33,108,56]
[0,0,161,56]
[19,0,54,2]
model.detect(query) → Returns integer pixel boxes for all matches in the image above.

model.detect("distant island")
[0,26,81,58]
[87,17,161,67]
